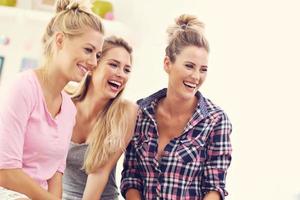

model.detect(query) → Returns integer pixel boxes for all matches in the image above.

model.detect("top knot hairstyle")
[56,0,92,13]
[165,14,209,63]
[42,0,104,60]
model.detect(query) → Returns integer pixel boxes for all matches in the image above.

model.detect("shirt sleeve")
[0,76,34,169]
[121,139,143,198]
[201,112,232,200]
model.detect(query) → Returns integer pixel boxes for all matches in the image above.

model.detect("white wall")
[113,0,300,200]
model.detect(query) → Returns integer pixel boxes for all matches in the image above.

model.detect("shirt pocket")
[176,137,207,164]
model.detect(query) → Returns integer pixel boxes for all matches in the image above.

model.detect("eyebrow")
[109,59,132,68]
[185,61,208,68]
[86,43,96,50]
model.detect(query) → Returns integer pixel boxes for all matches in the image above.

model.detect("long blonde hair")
[67,36,133,173]
[166,14,209,63]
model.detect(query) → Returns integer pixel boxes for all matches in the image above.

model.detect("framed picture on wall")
[32,0,55,11]
[20,57,38,72]
[0,56,5,82]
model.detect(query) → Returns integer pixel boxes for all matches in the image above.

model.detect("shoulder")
[136,88,167,108]
[122,99,138,118]
[12,70,37,93]
[1,70,37,104]
[201,95,231,123]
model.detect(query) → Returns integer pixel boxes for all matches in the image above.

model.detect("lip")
[107,79,123,93]
[77,64,89,76]
[183,81,197,89]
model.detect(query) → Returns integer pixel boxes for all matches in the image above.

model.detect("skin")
[69,47,137,200]
[0,28,104,200]
[126,46,220,200]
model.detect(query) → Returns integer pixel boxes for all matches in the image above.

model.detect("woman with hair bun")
[121,14,232,200]
[0,0,104,199]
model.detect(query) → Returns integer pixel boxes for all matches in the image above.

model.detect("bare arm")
[0,169,60,200]
[125,189,142,200]
[82,102,138,200]
[47,172,62,198]
[203,191,221,200]
[82,149,123,200]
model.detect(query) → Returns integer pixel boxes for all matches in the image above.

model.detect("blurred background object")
[0,0,17,7]
[92,0,114,20]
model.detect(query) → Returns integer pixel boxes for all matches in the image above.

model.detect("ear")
[54,32,65,50]
[163,56,172,74]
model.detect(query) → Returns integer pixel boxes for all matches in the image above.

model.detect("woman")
[62,36,138,200]
[121,14,232,200]
[0,0,104,199]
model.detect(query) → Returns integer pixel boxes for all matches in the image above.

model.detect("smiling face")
[91,47,132,99]
[55,28,104,82]
[164,45,208,100]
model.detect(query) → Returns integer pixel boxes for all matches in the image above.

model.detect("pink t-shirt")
[0,70,76,189]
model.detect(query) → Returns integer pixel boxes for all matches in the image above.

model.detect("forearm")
[82,171,109,200]
[47,172,62,198]
[203,191,221,200]
[0,169,59,200]
[126,189,142,200]
[83,144,128,200]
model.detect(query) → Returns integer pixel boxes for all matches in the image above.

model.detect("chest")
[156,113,191,160]
[24,107,73,160]
[71,117,94,144]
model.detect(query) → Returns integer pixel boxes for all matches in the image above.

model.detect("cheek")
[122,76,129,87]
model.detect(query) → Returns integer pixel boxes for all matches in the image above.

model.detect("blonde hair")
[166,14,209,62]
[67,36,133,173]
[42,0,104,63]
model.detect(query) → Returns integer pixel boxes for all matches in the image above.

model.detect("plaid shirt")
[121,89,232,200]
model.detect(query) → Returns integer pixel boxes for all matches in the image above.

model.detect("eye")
[84,48,93,54]
[185,64,194,69]
[201,67,208,72]
[109,63,118,68]
[124,67,131,74]
[96,53,101,62]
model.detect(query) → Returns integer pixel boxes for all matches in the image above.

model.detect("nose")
[191,69,200,82]
[116,67,126,78]
[87,54,98,71]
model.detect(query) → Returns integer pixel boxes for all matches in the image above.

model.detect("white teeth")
[184,81,197,88]
[109,80,121,86]
[78,64,88,73]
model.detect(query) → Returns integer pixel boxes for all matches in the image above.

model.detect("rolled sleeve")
[202,112,232,200]
[121,140,143,198]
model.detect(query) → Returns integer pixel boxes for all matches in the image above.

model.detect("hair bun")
[167,14,206,43]
[56,0,92,13]
[176,14,205,32]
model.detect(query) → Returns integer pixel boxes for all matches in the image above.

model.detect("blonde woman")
[62,36,138,200]
[121,14,232,200]
[0,0,104,199]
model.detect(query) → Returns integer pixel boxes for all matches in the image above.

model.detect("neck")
[35,66,68,99]
[77,84,111,121]
[162,88,197,117]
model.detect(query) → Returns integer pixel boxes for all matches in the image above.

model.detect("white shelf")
[0,5,131,38]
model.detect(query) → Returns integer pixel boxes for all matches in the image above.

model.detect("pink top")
[0,70,76,189]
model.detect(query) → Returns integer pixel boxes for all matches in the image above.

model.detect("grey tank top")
[62,142,119,200]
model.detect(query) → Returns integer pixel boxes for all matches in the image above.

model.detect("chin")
[180,89,196,100]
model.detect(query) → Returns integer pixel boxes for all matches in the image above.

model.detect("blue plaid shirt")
[121,89,232,200]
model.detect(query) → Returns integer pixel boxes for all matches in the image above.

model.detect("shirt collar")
[138,88,209,123]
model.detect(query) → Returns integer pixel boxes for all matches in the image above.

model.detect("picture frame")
[0,56,4,82]
[20,57,38,72]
